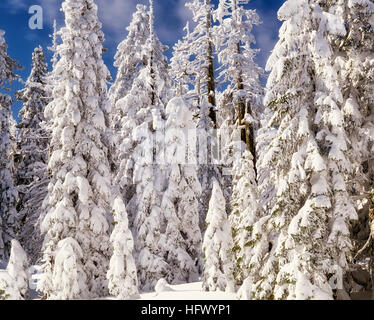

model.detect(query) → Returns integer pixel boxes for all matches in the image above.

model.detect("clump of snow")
[154,278,175,294]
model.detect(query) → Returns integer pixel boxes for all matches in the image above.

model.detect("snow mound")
[154,278,175,294]
[139,282,238,301]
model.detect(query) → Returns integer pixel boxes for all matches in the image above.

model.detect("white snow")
[134,282,237,301]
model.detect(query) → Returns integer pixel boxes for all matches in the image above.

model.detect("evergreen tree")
[131,111,169,291]
[248,0,357,300]
[107,196,139,300]
[113,0,170,225]
[185,0,217,126]
[337,0,374,294]
[214,0,263,164]
[0,270,22,300]
[202,178,235,292]
[6,239,29,300]
[171,0,221,232]
[51,237,87,300]
[109,4,151,129]
[38,0,114,299]
[170,22,195,98]
[160,96,202,285]
[212,0,263,287]
[112,0,171,291]
[230,150,260,286]
[15,46,50,264]
[0,30,21,264]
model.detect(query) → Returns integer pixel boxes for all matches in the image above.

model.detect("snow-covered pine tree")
[212,0,263,287]
[44,20,60,133]
[109,4,150,130]
[230,150,260,286]
[108,4,150,179]
[51,237,87,300]
[38,0,113,299]
[6,239,29,299]
[131,113,169,292]
[160,96,202,285]
[0,270,22,300]
[171,0,221,231]
[15,46,50,264]
[213,0,263,165]
[113,0,170,223]
[185,0,217,126]
[336,0,374,293]
[256,107,277,214]
[112,0,172,291]
[248,0,357,300]
[107,196,139,300]
[341,0,374,187]
[170,23,195,98]
[202,178,234,292]
[0,30,21,264]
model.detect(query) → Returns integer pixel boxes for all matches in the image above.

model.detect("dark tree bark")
[205,0,217,129]
[235,42,257,179]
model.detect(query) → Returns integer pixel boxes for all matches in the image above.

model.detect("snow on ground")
[137,282,238,301]
[29,266,237,300]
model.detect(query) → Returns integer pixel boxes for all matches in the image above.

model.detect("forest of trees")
[0,0,373,300]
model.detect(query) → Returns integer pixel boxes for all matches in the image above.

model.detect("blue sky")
[0,0,282,120]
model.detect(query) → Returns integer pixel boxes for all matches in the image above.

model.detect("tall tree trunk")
[149,0,156,106]
[205,0,217,129]
[236,42,257,179]
[150,52,156,106]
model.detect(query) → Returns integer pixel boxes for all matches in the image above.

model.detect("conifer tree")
[171,0,221,231]
[51,237,87,300]
[48,20,59,71]
[212,0,263,287]
[38,0,114,299]
[202,178,235,292]
[113,0,171,291]
[109,4,150,133]
[113,0,170,223]
[160,97,202,285]
[15,46,50,264]
[6,240,29,299]
[214,0,263,165]
[337,0,374,293]
[0,270,22,300]
[247,0,357,300]
[0,30,21,264]
[107,196,139,300]
[185,0,217,126]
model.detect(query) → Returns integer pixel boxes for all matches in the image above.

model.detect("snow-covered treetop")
[109,4,150,107]
[48,20,59,70]
[17,46,48,130]
[170,23,195,97]
[0,30,21,91]
[144,0,170,108]
[179,0,215,99]
[213,0,263,110]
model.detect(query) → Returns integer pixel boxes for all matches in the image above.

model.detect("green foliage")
[232,244,241,253]
[0,289,9,300]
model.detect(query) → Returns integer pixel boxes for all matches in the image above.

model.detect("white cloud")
[176,0,193,24]
[253,9,280,69]
[3,0,27,13]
